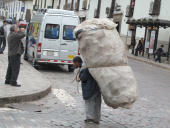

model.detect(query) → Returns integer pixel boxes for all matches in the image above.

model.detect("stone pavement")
[0,51,51,106]
[0,59,169,128]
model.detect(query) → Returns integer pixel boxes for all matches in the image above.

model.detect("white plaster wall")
[87,0,97,19]
[53,0,58,9]
[46,0,53,8]
[23,1,33,20]
[116,0,130,36]
[100,0,111,18]
[58,0,86,10]
[158,0,170,42]
[132,0,152,38]
[87,0,111,19]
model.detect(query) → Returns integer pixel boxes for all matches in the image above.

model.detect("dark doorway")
[116,22,120,33]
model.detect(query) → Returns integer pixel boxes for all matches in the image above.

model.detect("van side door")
[60,16,79,61]
[41,15,62,60]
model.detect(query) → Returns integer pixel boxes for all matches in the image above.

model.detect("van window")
[33,23,41,39]
[63,25,76,40]
[28,23,33,36]
[45,24,60,39]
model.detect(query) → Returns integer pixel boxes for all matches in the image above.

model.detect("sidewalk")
[128,53,170,71]
[0,51,51,106]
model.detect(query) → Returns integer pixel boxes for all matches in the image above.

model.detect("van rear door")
[41,15,62,60]
[60,16,79,61]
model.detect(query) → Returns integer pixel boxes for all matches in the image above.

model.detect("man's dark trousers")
[6,54,21,84]
[155,54,161,63]
[0,37,6,53]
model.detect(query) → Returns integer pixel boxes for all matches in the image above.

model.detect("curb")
[0,85,51,107]
[128,55,170,71]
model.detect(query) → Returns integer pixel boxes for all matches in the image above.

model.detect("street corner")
[0,59,51,106]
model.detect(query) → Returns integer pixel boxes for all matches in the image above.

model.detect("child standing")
[73,56,101,124]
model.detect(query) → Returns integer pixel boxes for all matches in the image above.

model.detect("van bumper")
[37,59,73,65]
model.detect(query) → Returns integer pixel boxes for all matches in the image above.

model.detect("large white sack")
[75,19,127,68]
[89,66,137,109]
[75,18,138,109]
[77,29,128,68]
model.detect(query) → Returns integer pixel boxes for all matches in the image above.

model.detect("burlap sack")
[75,18,138,109]
[89,66,137,108]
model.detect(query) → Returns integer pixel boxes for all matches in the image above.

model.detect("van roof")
[31,9,78,23]
[46,9,75,16]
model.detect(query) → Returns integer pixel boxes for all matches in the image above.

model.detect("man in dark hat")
[5,25,25,87]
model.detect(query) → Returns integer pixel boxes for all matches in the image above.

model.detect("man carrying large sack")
[74,18,138,109]
[73,56,101,124]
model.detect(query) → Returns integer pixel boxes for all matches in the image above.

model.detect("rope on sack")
[72,67,81,94]
[75,28,101,39]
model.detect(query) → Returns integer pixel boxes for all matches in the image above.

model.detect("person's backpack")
[0,26,4,36]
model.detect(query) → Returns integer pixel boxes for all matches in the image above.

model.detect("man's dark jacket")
[7,31,25,56]
[79,68,100,100]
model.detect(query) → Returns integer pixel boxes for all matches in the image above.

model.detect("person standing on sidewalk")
[73,56,101,124]
[5,25,25,87]
[0,20,7,54]
[155,45,164,63]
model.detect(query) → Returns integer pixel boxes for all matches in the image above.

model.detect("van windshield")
[45,24,60,39]
[63,25,76,40]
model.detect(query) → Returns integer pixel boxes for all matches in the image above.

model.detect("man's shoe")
[84,119,99,124]
[5,81,10,84]
[92,120,100,124]
[10,83,21,87]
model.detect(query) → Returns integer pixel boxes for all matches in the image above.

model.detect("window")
[63,25,76,40]
[29,22,41,39]
[149,0,161,16]
[28,23,33,36]
[45,24,60,39]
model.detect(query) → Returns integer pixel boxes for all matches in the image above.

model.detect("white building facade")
[2,0,170,47]
[87,0,170,46]
[1,0,33,21]
[132,0,170,43]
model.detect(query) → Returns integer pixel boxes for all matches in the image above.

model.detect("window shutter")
[153,0,161,16]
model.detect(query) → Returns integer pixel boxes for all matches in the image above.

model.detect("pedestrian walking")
[135,38,144,56]
[0,20,7,54]
[73,56,101,124]
[155,45,164,63]
[5,25,25,87]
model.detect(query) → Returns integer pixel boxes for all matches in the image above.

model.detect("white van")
[24,9,79,72]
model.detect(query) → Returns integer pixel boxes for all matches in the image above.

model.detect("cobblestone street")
[0,0,170,127]
[0,58,170,128]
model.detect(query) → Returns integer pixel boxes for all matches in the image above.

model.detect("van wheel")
[32,56,39,69]
[68,65,74,72]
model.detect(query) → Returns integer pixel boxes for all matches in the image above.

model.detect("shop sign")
[149,31,156,54]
